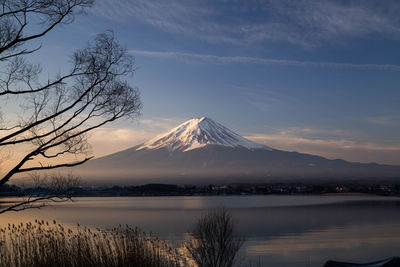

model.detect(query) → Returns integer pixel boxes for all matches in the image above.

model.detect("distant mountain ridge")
[75,117,400,184]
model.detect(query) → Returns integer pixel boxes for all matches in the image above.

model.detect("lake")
[1,195,400,266]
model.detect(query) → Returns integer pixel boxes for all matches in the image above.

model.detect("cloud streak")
[89,117,184,157]
[246,131,400,165]
[93,0,400,47]
[130,50,400,72]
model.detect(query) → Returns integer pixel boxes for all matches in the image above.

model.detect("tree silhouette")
[185,209,244,267]
[0,0,141,211]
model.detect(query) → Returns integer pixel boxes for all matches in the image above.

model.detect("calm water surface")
[1,195,400,267]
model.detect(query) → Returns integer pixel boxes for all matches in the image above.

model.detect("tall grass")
[0,220,183,267]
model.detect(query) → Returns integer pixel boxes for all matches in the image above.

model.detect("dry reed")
[0,220,183,267]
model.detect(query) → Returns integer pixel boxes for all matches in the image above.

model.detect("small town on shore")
[2,180,400,197]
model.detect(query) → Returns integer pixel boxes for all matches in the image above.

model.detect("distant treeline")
[2,181,400,197]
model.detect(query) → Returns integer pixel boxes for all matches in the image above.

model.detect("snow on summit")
[137,117,270,152]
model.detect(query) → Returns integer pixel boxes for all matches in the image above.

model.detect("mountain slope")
[137,117,269,152]
[76,117,400,184]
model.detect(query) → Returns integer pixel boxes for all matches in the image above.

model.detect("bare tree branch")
[0,0,94,59]
[16,157,93,173]
[0,1,142,190]
[0,173,81,214]
[0,195,69,214]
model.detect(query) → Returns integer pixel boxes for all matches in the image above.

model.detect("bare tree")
[0,0,142,190]
[0,173,80,214]
[184,209,244,267]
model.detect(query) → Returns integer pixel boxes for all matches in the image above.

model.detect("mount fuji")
[137,117,269,152]
[76,117,400,184]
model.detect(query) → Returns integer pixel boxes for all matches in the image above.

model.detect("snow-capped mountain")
[75,117,400,184]
[137,117,269,152]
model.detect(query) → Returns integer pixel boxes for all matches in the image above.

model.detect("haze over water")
[2,195,400,266]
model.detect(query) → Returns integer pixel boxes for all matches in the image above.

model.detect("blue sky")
[22,0,400,164]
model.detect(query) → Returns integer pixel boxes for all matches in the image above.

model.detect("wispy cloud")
[234,86,300,112]
[130,50,400,71]
[361,115,400,126]
[93,0,400,47]
[137,117,184,132]
[248,133,400,152]
[245,128,400,165]
[89,117,183,157]
[89,128,151,157]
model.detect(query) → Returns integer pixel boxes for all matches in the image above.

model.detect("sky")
[7,0,400,165]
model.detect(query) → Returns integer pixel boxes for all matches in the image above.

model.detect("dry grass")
[0,220,183,267]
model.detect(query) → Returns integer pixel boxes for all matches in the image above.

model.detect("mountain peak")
[136,117,270,152]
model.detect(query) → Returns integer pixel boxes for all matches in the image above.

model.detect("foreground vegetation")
[0,220,182,267]
[0,210,243,267]
[185,209,243,267]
